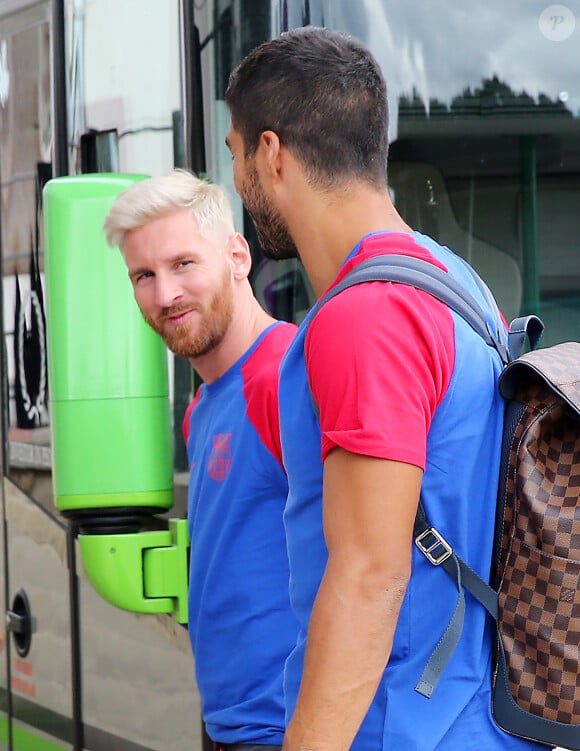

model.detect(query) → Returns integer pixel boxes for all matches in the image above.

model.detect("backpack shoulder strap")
[305,252,521,699]
[305,251,546,698]
[309,254,510,363]
[309,254,545,362]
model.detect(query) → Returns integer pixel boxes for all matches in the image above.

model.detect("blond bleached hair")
[103,169,235,250]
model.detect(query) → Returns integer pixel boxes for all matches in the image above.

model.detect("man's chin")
[160,324,195,356]
[165,339,199,359]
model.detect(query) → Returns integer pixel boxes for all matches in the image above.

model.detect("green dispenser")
[44,174,188,623]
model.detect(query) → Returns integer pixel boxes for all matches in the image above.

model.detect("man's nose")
[153,273,183,308]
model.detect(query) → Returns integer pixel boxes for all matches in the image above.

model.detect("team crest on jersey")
[207,433,233,482]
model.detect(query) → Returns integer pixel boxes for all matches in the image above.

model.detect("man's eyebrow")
[225,136,231,151]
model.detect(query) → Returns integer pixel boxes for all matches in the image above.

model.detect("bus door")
[0,3,78,750]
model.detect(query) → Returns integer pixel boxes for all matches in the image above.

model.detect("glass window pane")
[208,1,580,343]
[73,0,181,176]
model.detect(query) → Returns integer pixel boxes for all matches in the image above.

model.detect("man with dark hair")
[225,26,543,751]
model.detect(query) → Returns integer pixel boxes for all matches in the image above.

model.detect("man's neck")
[285,181,412,297]
[191,300,276,385]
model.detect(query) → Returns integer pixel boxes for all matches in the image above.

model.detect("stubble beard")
[242,166,299,261]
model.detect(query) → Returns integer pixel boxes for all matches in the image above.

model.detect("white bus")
[0,1,577,749]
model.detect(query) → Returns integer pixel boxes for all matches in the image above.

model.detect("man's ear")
[256,130,283,185]
[228,232,252,280]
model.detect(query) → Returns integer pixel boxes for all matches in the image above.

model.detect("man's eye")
[134,271,153,284]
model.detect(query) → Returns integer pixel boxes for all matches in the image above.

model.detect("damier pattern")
[499,538,580,722]
[496,343,580,724]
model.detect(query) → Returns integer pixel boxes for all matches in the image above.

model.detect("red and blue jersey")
[183,321,297,745]
[279,232,543,750]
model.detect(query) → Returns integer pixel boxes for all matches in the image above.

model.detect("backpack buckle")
[415,528,453,565]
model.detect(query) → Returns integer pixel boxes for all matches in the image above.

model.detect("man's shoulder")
[337,231,448,286]
[263,320,298,349]
[313,231,452,323]
[246,321,297,373]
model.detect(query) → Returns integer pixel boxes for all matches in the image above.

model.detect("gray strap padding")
[305,252,545,700]
[310,255,509,363]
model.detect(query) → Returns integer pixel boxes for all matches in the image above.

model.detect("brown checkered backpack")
[312,254,580,749]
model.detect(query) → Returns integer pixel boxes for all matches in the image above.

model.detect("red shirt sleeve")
[305,281,455,469]
[182,389,201,444]
[242,322,297,466]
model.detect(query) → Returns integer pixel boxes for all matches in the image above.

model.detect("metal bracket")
[79,519,189,623]
[414,527,453,566]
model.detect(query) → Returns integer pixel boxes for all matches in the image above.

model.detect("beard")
[144,268,234,359]
[241,165,299,260]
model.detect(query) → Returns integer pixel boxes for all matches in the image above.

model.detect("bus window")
[206,1,580,345]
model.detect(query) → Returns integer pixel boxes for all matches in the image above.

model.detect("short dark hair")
[225,26,389,190]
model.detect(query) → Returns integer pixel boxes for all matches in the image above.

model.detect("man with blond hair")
[104,170,297,751]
